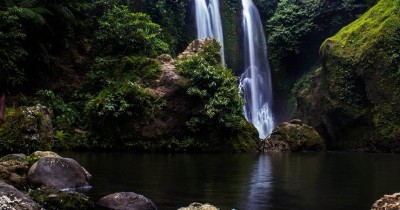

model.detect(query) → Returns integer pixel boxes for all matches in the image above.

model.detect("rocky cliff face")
[294,0,400,151]
[128,39,258,152]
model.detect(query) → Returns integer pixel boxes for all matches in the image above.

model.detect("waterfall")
[194,0,225,66]
[239,0,274,139]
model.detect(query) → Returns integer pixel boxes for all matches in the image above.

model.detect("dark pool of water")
[61,152,400,210]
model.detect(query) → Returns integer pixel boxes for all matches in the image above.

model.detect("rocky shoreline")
[0,150,222,210]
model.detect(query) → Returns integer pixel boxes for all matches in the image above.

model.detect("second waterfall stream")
[239,0,275,139]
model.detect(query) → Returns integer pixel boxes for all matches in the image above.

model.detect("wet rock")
[0,180,43,209]
[28,157,90,190]
[178,202,219,210]
[263,119,325,152]
[371,193,400,210]
[31,186,95,210]
[97,192,157,210]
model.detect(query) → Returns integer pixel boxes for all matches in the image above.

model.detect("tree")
[93,6,169,57]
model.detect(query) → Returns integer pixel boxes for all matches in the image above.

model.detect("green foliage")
[0,0,81,91]
[177,41,258,150]
[143,0,190,54]
[296,0,400,151]
[0,7,27,90]
[120,56,161,84]
[35,90,80,130]
[267,0,377,114]
[84,81,165,148]
[93,6,168,57]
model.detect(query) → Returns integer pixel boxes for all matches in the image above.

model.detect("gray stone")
[28,157,90,190]
[0,180,43,210]
[97,192,157,210]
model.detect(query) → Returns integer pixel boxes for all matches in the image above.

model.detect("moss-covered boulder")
[0,154,30,188]
[0,104,54,154]
[30,186,95,210]
[263,119,326,152]
[294,0,400,151]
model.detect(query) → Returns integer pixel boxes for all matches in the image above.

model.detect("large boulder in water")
[371,193,400,210]
[294,0,400,151]
[28,157,90,190]
[263,119,325,152]
[0,104,54,153]
[97,192,157,210]
[0,180,43,209]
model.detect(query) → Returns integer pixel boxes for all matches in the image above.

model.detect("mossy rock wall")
[295,0,400,151]
[0,105,54,154]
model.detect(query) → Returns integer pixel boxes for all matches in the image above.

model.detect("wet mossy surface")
[295,0,400,152]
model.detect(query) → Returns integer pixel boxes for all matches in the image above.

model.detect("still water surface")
[62,152,400,210]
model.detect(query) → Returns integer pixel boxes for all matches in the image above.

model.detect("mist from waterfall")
[194,0,225,66]
[239,0,274,139]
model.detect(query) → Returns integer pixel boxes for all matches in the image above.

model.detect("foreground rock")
[28,157,90,190]
[0,104,54,153]
[97,192,157,210]
[263,119,325,152]
[178,202,219,210]
[0,180,43,209]
[371,193,400,210]
[31,186,95,210]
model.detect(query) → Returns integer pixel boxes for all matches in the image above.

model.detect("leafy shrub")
[84,81,165,148]
[177,40,258,149]
[0,6,27,90]
[35,90,80,130]
[93,6,169,57]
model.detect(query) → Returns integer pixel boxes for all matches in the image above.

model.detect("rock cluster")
[0,151,161,210]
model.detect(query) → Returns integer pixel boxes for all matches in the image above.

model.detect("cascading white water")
[194,0,225,66]
[239,0,274,139]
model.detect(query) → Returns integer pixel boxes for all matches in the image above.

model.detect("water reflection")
[240,154,272,209]
[61,152,400,210]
